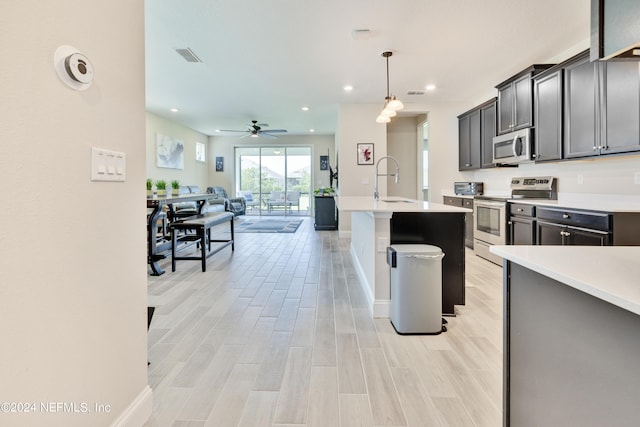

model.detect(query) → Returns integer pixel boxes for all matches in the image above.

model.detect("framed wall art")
[319,155,329,170]
[156,133,184,169]
[357,143,374,165]
[215,156,224,172]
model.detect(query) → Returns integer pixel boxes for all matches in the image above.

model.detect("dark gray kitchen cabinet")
[564,50,640,159]
[536,206,611,246]
[458,108,481,170]
[508,203,536,245]
[533,68,563,162]
[536,220,611,246]
[496,65,553,135]
[600,60,640,154]
[480,98,497,168]
[498,74,532,134]
[591,0,640,60]
[564,52,598,158]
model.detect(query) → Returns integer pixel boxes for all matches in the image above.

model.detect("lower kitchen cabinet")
[536,220,611,245]
[517,205,640,246]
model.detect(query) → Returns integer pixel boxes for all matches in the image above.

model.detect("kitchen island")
[335,196,471,317]
[491,245,640,426]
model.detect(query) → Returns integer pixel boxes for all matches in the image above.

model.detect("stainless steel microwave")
[492,128,532,165]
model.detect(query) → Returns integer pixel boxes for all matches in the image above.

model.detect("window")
[195,142,206,162]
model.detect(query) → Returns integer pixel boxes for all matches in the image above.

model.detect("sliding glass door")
[236,146,311,216]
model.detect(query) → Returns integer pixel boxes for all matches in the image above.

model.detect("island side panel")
[350,211,377,311]
[506,262,640,426]
[390,212,466,315]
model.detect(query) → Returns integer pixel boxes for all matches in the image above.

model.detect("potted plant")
[314,187,335,196]
[155,179,167,197]
[146,178,153,197]
[171,180,181,196]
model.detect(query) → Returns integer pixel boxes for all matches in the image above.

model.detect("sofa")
[171,185,225,220]
[207,186,246,216]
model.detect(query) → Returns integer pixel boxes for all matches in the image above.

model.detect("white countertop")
[335,196,471,213]
[490,245,640,315]
[441,191,474,199]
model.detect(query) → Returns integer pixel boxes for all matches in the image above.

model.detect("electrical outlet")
[577,173,583,185]
[635,172,640,185]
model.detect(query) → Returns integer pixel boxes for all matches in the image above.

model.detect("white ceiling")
[145,0,591,137]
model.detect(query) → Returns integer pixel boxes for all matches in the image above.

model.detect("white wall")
[146,112,210,190]
[337,104,387,231]
[387,116,421,198]
[0,2,150,426]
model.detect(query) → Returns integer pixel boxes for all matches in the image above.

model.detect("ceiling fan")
[220,120,287,139]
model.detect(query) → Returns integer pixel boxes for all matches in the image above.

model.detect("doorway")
[235,146,312,216]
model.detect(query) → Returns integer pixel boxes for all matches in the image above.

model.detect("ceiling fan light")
[376,115,391,123]
[388,97,404,111]
[250,133,259,138]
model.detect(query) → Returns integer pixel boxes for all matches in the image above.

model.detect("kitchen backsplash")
[472,153,640,196]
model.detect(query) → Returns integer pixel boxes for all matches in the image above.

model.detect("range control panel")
[510,176,555,190]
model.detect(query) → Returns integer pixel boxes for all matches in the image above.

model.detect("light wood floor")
[146,217,503,427]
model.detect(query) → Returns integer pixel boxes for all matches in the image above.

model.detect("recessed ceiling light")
[344,85,353,92]
[302,106,310,111]
[309,129,315,133]
[170,108,179,112]
[425,84,436,91]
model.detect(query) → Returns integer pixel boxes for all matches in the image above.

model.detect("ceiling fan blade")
[259,133,278,139]
[238,133,253,139]
[262,129,287,133]
[219,129,249,133]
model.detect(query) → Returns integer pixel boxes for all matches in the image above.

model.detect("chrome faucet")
[374,156,400,200]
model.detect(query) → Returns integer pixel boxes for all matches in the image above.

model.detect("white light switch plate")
[91,147,126,182]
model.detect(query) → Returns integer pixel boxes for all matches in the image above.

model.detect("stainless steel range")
[473,176,557,265]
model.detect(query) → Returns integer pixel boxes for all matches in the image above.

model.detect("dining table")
[147,193,214,276]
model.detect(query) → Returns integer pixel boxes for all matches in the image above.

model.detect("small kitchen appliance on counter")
[454,182,484,196]
[473,176,557,265]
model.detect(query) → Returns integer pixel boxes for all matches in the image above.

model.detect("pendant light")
[375,51,404,123]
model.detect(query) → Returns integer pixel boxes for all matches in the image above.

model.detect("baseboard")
[372,300,390,318]
[110,385,153,427]
[338,230,351,239]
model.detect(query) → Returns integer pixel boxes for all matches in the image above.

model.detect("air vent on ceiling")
[407,90,425,96]
[175,48,202,63]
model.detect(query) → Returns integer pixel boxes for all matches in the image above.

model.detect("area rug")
[233,219,303,233]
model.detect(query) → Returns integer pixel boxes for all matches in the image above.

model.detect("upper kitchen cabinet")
[564,52,597,158]
[591,0,640,60]
[564,50,640,159]
[496,65,553,134]
[458,107,481,171]
[480,98,498,168]
[458,98,496,171]
[533,67,564,162]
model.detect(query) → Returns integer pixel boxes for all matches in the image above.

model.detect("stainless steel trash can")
[387,244,445,335]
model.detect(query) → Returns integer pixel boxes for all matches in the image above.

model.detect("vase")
[157,189,167,197]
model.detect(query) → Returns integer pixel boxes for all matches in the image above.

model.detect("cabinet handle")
[562,213,570,219]
[465,163,471,167]
[517,208,524,212]
[532,154,537,158]
[593,146,597,151]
